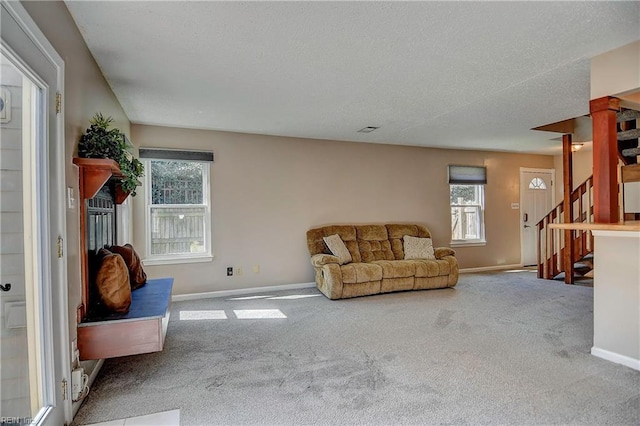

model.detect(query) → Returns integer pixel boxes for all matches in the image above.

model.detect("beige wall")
[591,41,640,99]
[19,0,556,339]
[553,148,594,202]
[21,1,131,342]
[132,125,554,295]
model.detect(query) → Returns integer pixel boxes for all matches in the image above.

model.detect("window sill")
[142,255,213,266]
[450,240,487,248]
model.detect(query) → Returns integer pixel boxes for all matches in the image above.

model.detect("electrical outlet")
[253,265,260,274]
[67,187,75,209]
[71,368,85,401]
[235,267,243,276]
[227,267,233,276]
[71,338,78,364]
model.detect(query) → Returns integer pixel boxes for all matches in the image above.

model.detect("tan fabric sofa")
[306,224,458,299]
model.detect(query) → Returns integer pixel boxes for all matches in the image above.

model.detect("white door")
[520,169,554,266]
[1,2,68,425]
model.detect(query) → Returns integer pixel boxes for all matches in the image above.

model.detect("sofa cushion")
[415,275,450,290]
[307,225,361,263]
[341,262,383,284]
[386,224,431,259]
[436,259,451,275]
[356,225,394,262]
[323,234,352,265]
[414,259,451,277]
[311,253,341,267]
[403,235,436,260]
[414,260,441,278]
[342,281,382,298]
[435,247,456,258]
[370,260,416,278]
[380,276,414,293]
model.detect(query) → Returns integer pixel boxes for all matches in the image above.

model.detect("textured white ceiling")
[65,1,640,154]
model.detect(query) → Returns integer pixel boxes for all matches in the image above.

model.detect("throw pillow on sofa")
[323,234,352,265]
[95,250,132,314]
[403,235,435,260]
[109,243,147,290]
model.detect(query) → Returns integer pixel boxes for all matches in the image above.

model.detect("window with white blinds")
[448,166,486,245]
[141,149,213,264]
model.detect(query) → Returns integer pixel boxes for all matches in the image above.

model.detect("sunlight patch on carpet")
[180,310,228,320]
[233,309,287,319]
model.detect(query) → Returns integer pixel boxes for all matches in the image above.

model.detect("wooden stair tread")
[617,128,640,141]
[617,109,640,122]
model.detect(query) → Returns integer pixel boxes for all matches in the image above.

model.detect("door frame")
[1,1,70,423]
[519,167,556,267]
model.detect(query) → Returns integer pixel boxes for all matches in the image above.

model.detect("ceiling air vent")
[358,126,379,133]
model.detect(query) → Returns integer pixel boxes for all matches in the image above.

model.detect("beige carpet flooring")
[73,270,639,425]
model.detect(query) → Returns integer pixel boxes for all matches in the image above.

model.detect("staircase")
[536,105,640,281]
[537,176,594,280]
[618,108,640,165]
[619,107,640,221]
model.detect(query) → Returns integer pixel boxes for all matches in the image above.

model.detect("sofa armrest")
[311,253,341,267]
[434,247,456,259]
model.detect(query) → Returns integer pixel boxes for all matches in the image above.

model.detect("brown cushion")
[95,253,132,313]
[109,244,147,289]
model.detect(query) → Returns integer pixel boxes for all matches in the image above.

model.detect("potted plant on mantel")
[77,113,144,198]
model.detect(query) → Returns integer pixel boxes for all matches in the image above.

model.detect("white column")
[591,230,640,370]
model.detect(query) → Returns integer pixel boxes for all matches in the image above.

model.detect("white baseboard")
[459,264,524,274]
[172,282,316,302]
[591,347,640,371]
[174,266,527,300]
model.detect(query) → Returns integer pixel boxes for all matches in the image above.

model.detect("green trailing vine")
[78,113,144,196]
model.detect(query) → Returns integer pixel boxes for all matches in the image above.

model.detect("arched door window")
[528,177,547,190]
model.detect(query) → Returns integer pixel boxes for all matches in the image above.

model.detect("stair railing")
[537,175,594,279]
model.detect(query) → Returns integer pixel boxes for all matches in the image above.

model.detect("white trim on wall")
[1,1,70,423]
[172,266,542,303]
[591,347,640,371]
[459,263,524,273]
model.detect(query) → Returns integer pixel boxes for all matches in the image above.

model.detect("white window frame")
[449,183,487,247]
[142,158,213,265]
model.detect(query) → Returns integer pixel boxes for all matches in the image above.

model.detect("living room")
[1,1,639,425]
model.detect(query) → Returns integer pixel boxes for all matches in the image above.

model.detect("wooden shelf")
[72,157,131,203]
[73,156,173,360]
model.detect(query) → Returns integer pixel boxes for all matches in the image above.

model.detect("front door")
[1,2,68,424]
[520,169,554,266]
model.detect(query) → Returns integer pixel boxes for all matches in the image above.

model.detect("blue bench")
[77,277,173,360]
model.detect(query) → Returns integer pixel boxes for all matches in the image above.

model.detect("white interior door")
[1,2,68,424]
[520,169,554,266]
